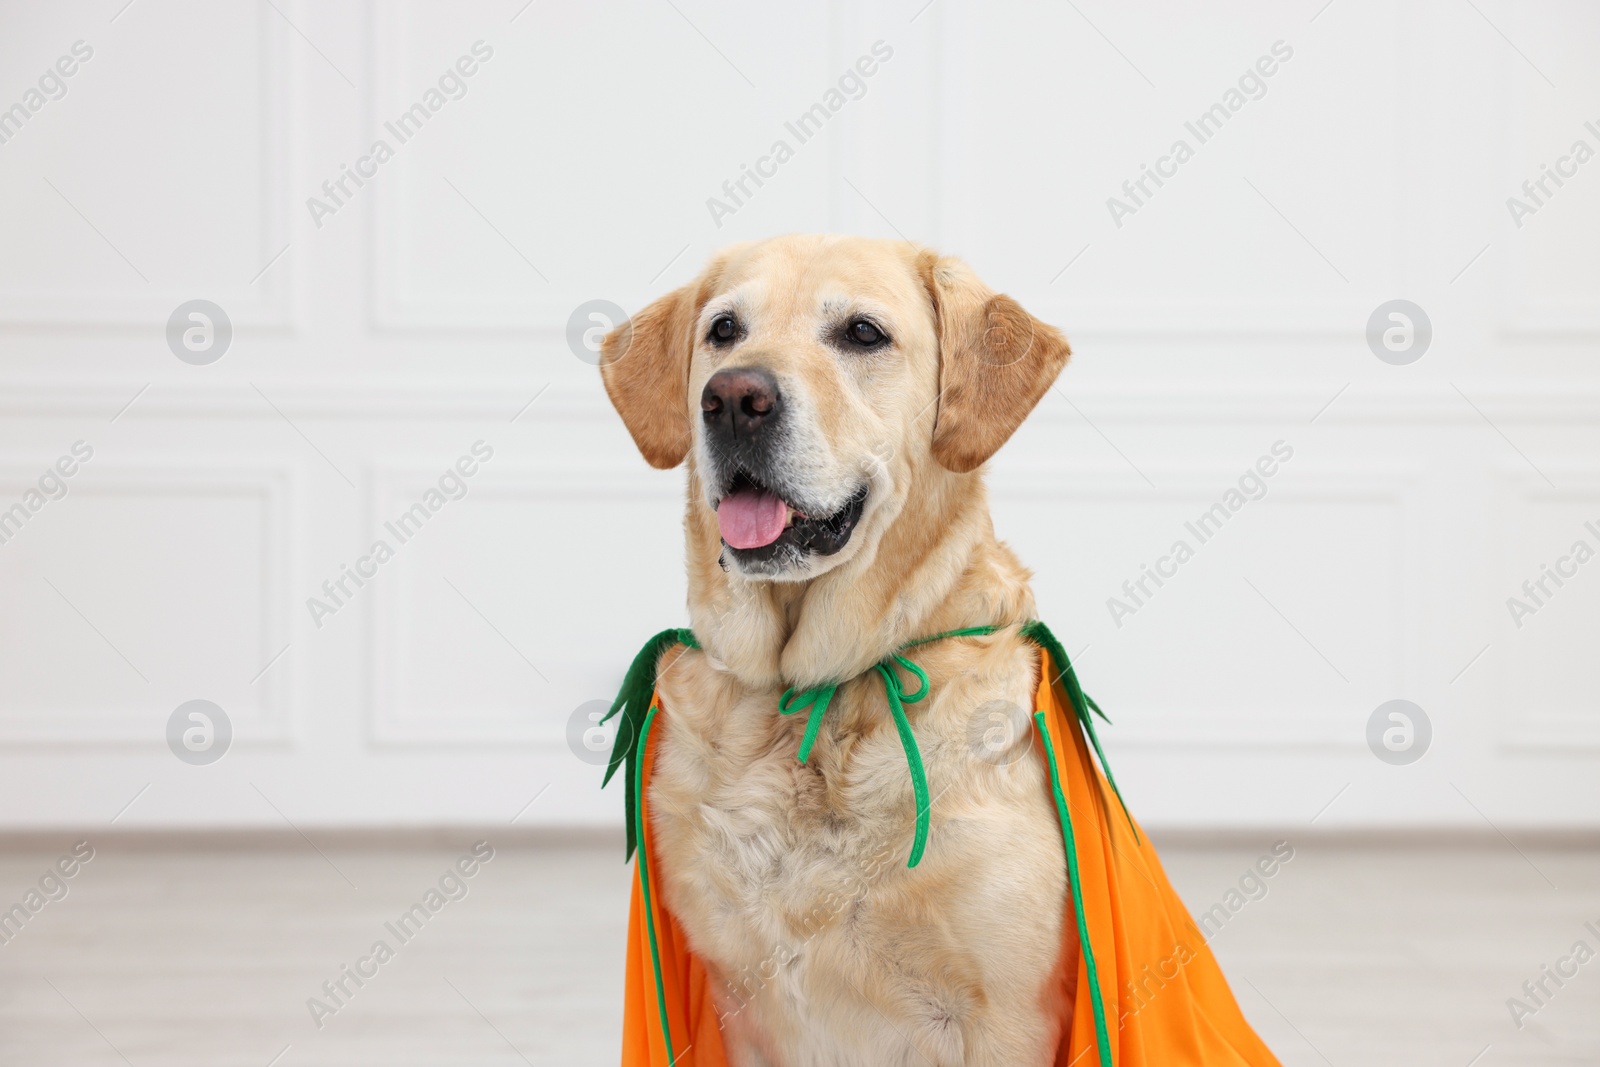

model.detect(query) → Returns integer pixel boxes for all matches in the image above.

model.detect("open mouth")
[715,472,868,561]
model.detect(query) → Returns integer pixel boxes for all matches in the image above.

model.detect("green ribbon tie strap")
[603,621,1131,865]
[777,625,997,868]
[776,682,837,764]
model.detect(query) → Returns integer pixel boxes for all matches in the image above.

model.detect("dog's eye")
[845,319,888,349]
[708,314,739,346]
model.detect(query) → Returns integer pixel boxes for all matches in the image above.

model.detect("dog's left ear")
[600,272,717,470]
[919,252,1072,474]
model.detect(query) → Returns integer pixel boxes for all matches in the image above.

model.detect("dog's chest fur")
[648,639,1071,1067]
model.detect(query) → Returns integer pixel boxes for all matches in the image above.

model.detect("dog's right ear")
[599,278,708,470]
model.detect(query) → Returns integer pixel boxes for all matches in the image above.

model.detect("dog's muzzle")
[700,366,867,562]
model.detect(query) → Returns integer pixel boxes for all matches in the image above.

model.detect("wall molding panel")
[0,0,295,328]
[0,462,297,745]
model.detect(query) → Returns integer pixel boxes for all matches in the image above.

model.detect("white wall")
[1,0,1596,831]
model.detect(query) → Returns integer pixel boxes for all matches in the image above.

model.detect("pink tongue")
[717,487,789,549]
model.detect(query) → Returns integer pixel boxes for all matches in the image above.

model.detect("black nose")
[701,367,781,438]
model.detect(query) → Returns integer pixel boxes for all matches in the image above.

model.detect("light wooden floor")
[0,833,1595,1066]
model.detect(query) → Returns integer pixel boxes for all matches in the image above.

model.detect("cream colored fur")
[602,235,1077,1066]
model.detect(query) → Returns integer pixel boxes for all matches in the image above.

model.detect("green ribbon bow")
[778,625,1000,867]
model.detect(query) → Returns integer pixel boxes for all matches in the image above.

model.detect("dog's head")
[601,235,1070,581]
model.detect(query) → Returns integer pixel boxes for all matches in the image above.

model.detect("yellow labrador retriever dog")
[602,235,1076,1065]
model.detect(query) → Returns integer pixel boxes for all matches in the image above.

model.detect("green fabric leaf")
[601,627,697,861]
[1020,619,1138,843]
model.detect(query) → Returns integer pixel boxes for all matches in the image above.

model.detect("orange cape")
[608,629,1280,1066]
